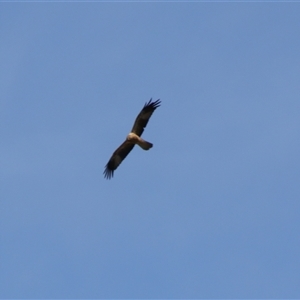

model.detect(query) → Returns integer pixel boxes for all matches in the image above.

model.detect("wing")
[131,98,161,136]
[104,141,135,179]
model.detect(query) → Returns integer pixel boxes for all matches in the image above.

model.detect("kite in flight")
[104,98,161,179]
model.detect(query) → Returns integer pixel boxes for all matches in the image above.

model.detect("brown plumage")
[104,98,161,179]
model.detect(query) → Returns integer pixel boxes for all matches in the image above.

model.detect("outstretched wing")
[131,98,161,136]
[104,141,135,179]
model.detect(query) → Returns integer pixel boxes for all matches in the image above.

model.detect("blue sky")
[1,2,300,298]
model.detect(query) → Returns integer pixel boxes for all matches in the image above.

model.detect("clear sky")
[1,2,300,299]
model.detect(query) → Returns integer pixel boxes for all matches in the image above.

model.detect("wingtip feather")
[103,164,114,179]
[144,98,161,109]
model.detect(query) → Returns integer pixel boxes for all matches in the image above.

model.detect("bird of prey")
[104,98,161,179]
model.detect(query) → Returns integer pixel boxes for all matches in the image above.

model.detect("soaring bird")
[104,98,161,179]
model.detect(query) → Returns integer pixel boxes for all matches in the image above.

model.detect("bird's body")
[104,98,161,179]
[126,132,153,150]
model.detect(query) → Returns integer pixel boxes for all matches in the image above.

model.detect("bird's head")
[126,132,138,142]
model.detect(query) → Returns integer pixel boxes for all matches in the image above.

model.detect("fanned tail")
[137,139,153,150]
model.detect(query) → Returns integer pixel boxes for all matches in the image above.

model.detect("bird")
[104,98,161,179]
